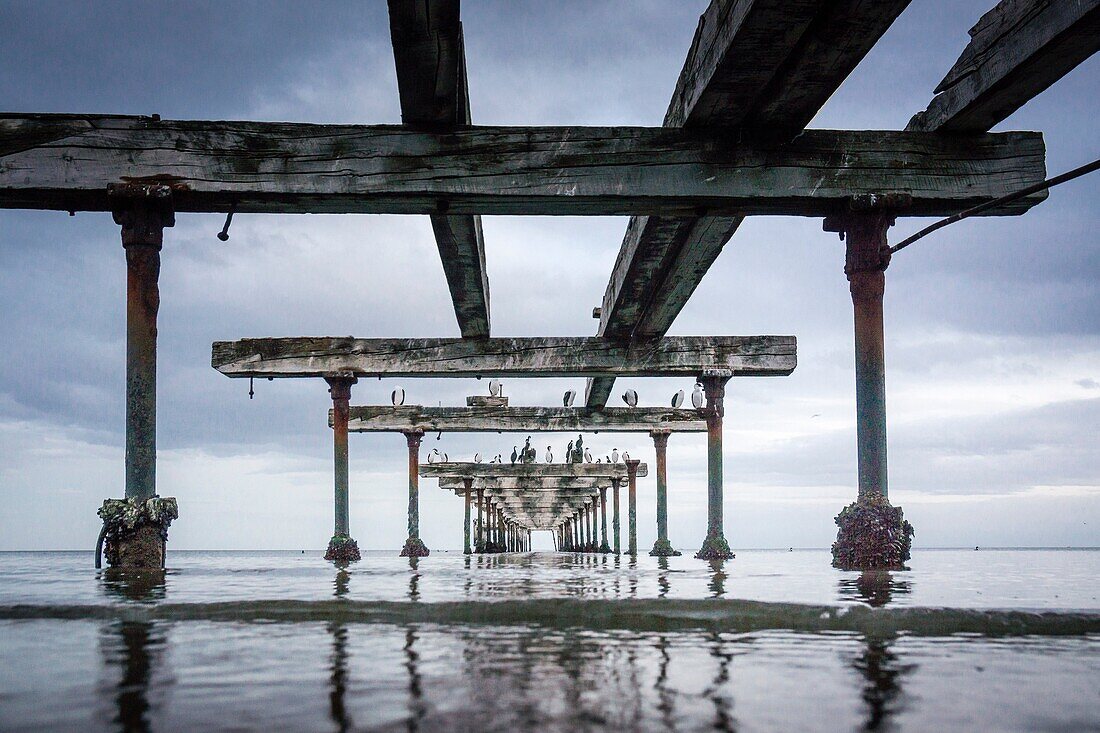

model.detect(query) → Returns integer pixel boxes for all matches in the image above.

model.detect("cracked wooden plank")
[389,0,490,338]
[0,116,1046,217]
[587,0,913,407]
[211,335,796,379]
[340,405,707,432]
[908,0,1100,132]
[419,462,647,479]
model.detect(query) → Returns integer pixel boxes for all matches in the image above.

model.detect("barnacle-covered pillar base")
[325,534,362,563]
[98,497,178,569]
[831,494,913,570]
[649,538,681,557]
[400,536,431,557]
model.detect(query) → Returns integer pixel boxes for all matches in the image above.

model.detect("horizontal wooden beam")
[421,462,647,479]
[212,336,796,379]
[439,477,614,491]
[340,405,707,433]
[0,116,1046,217]
[909,0,1100,133]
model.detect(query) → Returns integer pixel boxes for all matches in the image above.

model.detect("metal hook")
[217,208,235,241]
[248,377,255,400]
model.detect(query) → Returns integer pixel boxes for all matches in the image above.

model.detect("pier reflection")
[838,569,913,607]
[97,571,169,733]
[99,568,167,603]
[707,558,728,598]
[840,572,916,731]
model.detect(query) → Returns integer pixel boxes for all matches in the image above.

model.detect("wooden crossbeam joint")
[109,183,174,248]
[824,194,911,277]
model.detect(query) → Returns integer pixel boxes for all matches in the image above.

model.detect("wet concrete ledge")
[2,598,1098,638]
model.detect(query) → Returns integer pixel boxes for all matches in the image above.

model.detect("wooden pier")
[1,0,1095,568]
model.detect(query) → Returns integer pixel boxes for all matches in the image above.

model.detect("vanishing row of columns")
[324,374,739,560]
[99,189,902,569]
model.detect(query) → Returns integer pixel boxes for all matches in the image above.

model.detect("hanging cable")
[890,157,1100,255]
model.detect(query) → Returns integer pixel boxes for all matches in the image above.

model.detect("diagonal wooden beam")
[389,0,490,338]
[587,0,911,407]
[908,0,1100,133]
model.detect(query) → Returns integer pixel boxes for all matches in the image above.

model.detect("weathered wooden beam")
[0,116,1046,217]
[665,0,911,135]
[908,0,1100,133]
[340,405,707,433]
[212,335,796,379]
[389,0,490,338]
[420,462,647,479]
[587,0,912,407]
[438,477,623,491]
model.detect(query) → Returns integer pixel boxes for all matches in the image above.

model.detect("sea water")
[0,549,1097,731]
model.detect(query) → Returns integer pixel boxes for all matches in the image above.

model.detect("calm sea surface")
[0,549,1097,731]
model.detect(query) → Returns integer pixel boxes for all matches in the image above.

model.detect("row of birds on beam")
[392,382,707,408]
[425,436,630,465]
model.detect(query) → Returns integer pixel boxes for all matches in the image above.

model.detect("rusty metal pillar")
[324,376,360,562]
[114,186,173,502]
[475,487,485,553]
[825,199,914,569]
[599,486,611,553]
[648,432,679,556]
[400,431,430,557]
[584,501,593,551]
[696,373,734,559]
[626,460,638,556]
[612,477,622,554]
[463,478,473,555]
[100,183,177,569]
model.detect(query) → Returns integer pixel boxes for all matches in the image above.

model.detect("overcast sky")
[1,1,1097,551]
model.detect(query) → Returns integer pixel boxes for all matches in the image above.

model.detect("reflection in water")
[100,569,167,603]
[98,570,169,732]
[404,627,426,732]
[656,557,670,599]
[853,637,915,732]
[655,634,675,730]
[838,570,913,608]
[407,557,421,602]
[707,559,728,599]
[835,571,916,731]
[707,633,736,732]
[328,622,353,732]
[98,621,168,733]
[333,567,351,598]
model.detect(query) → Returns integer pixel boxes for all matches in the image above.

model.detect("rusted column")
[696,374,734,559]
[476,487,485,553]
[101,184,177,569]
[497,506,505,551]
[627,460,638,556]
[487,500,494,551]
[463,478,473,555]
[599,486,611,553]
[323,376,361,562]
[612,477,622,554]
[825,202,914,569]
[648,433,679,557]
[584,501,593,551]
[400,431,430,557]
